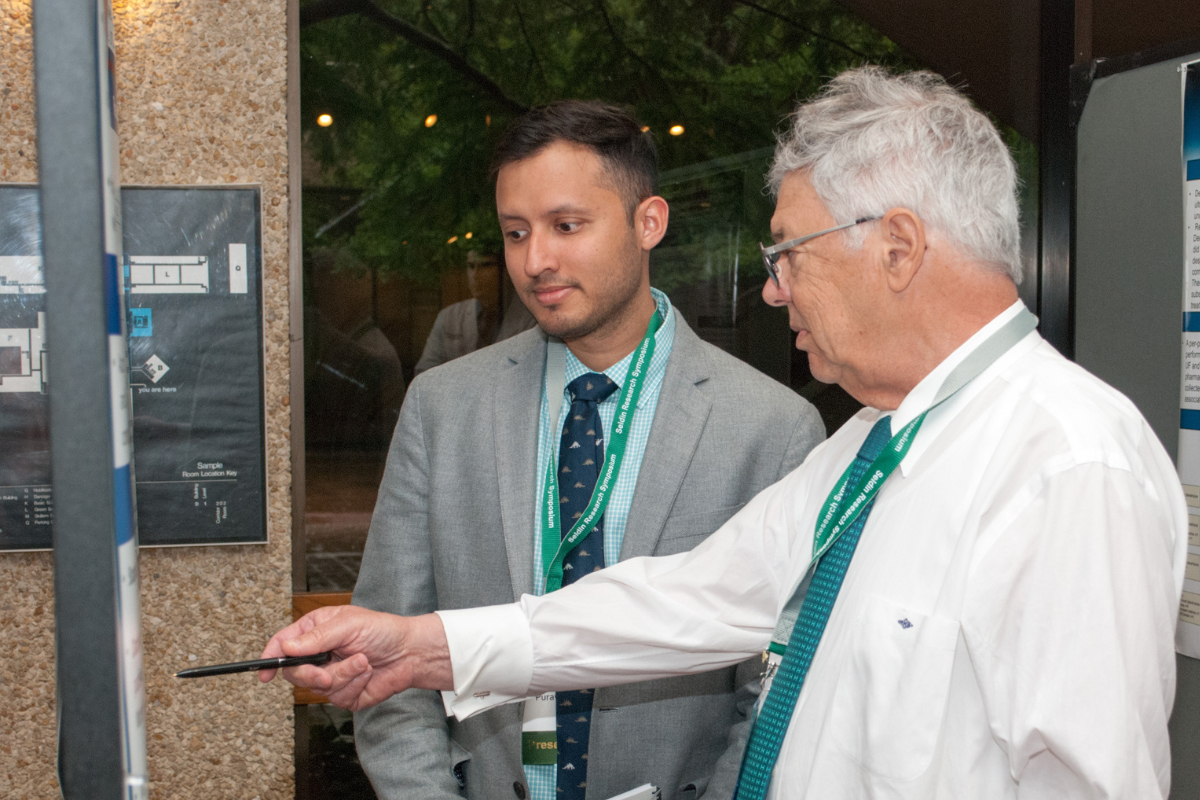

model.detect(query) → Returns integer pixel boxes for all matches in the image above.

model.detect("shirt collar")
[872,300,1039,476]
[562,287,675,409]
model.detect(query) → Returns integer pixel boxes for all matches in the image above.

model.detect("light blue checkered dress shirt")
[525,288,676,800]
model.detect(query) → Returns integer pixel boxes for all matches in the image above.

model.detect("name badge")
[521,692,558,764]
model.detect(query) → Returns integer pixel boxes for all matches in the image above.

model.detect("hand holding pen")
[255,604,455,711]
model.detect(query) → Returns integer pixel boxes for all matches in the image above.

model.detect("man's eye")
[506,229,528,242]
[556,222,581,234]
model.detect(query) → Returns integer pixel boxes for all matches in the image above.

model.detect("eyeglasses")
[759,216,879,286]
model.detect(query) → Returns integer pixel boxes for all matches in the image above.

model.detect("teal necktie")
[735,415,894,800]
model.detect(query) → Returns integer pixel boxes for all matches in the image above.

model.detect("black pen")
[174,651,333,678]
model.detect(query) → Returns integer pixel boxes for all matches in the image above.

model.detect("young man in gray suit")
[350,100,824,800]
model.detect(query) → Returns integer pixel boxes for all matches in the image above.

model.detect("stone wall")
[0,1,295,796]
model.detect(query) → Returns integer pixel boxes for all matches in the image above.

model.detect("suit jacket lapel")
[620,318,713,561]
[493,330,547,600]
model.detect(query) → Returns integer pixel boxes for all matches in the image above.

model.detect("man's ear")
[878,207,926,293]
[635,196,669,251]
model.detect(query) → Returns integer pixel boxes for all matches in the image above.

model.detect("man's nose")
[762,273,790,307]
[524,230,556,277]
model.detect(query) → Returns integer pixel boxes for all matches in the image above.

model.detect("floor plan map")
[0,186,267,548]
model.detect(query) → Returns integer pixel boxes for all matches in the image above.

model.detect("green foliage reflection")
[299,0,915,284]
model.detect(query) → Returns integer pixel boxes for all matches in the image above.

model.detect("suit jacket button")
[513,781,527,799]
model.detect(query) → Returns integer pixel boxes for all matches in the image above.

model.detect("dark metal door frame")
[1038,0,1079,357]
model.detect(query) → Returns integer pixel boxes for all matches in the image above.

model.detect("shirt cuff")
[435,603,534,720]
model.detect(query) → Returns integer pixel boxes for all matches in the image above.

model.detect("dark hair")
[490,100,658,218]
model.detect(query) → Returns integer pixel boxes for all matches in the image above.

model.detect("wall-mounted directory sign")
[0,185,267,549]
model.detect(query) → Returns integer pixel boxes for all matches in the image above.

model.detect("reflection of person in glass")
[339,100,824,800]
[304,249,407,447]
[413,253,536,376]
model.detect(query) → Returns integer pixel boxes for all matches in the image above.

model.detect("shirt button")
[513,781,527,799]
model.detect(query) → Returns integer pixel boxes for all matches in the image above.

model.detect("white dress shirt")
[438,302,1188,799]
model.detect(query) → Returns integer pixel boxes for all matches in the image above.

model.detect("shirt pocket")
[829,594,960,781]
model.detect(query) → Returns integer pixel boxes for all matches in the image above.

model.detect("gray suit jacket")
[353,313,824,800]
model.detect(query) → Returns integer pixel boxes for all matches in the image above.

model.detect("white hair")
[769,67,1022,282]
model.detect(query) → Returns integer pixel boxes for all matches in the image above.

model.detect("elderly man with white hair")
[263,68,1187,799]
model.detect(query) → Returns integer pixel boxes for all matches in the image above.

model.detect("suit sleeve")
[778,400,826,481]
[701,397,826,798]
[353,381,466,800]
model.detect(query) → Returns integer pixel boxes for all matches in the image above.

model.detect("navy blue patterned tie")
[556,372,618,799]
[735,415,893,800]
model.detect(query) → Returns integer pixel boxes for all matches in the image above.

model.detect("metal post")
[1038,0,1078,356]
[287,0,308,594]
[32,1,147,798]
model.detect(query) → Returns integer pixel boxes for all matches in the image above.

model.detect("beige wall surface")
[0,0,295,797]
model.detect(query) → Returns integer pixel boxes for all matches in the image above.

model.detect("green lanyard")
[540,311,663,593]
[766,306,1039,656]
[810,413,925,563]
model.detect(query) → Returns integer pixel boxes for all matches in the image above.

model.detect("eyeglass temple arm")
[761,216,878,256]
